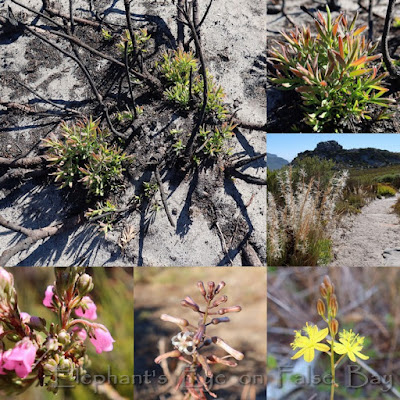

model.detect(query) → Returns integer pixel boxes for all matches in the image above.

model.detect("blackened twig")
[227,169,266,185]
[0,169,47,186]
[13,78,82,115]
[155,166,176,227]
[368,0,374,41]
[124,41,137,119]
[0,156,47,168]
[382,0,400,80]
[0,214,84,266]
[177,0,185,48]
[123,0,139,68]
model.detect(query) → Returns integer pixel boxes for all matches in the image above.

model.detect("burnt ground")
[0,0,266,266]
[267,0,400,133]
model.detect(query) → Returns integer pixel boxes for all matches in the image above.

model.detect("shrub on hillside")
[377,183,397,197]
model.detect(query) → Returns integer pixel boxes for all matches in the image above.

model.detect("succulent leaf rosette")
[0,267,114,394]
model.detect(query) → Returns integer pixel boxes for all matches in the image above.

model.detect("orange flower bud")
[330,318,339,336]
[329,294,338,317]
[320,283,328,298]
[323,276,333,294]
[317,299,326,316]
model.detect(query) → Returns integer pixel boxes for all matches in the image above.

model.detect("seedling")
[117,28,151,56]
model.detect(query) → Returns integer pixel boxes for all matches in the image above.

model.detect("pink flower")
[43,285,54,308]
[75,296,97,320]
[71,326,87,341]
[89,325,115,354]
[0,352,7,375]
[2,339,37,378]
[20,312,30,323]
[0,268,13,286]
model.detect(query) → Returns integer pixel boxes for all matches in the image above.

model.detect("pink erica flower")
[2,339,37,378]
[43,285,55,308]
[75,296,97,320]
[89,324,115,354]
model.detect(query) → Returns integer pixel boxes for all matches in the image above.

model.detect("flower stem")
[330,336,335,400]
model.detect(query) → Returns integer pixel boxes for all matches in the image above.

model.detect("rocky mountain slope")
[292,141,400,168]
[267,153,289,170]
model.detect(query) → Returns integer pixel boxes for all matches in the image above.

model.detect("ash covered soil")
[0,0,266,266]
[267,0,400,133]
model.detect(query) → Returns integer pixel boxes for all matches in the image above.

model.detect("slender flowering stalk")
[290,276,369,400]
[155,281,244,399]
[0,267,114,394]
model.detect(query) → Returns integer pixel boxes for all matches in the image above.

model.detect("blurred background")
[134,267,267,399]
[2,267,133,400]
[267,267,400,399]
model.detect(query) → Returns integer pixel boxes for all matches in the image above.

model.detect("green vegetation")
[377,183,397,197]
[117,28,151,55]
[157,49,228,119]
[43,118,130,198]
[269,6,394,132]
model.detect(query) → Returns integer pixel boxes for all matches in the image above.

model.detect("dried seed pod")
[193,324,205,345]
[218,306,242,315]
[197,281,207,297]
[207,354,238,367]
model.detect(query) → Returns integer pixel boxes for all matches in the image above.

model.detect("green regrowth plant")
[117,28,151,55]
[290,276,369,400]
[199,122,236,156]
[158,49,228,119]
[42,117,130,198]
[269,6,395,132]
[85,200,117,235]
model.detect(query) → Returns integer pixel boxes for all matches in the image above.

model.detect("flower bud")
[211,336,244,360]
[211,317,230,325]
[181,299,199,312]
[193,324,205,345]
[160,314,189,327]
[197,281,207,297]
[329,294,338,317]
[154,349,181,364]
[212,295,228,308]
[58,330,71,345]
[218,306,242,315]
[330,318,339,336]
[43,358,58,375]
[214,281,226,294]
[77,274,94,295]
[323,276,333,294]
[317,299,325,317]
[207,281,215,298]
[45,337,59,352]
[320,283,328,298]
[0,267,15,303]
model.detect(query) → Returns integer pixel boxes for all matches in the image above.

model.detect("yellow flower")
[332,329,369,362]
[291,323,330,362]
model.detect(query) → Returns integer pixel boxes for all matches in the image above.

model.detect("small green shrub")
[199,122,235,156]
[117,28,151,55]
[269,6,394,132]
[158,50,228,119]
[42,117,130,197]
[377,183,397,197]
[375,173,400,189]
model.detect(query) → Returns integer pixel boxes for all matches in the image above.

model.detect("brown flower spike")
[155,281,244,399]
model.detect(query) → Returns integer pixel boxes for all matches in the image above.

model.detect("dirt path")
[331,195,400,267]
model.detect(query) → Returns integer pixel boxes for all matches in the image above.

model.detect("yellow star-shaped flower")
[291,323,330,362]
[332,329,369,362]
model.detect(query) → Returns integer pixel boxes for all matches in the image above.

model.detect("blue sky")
[267,134,400,162]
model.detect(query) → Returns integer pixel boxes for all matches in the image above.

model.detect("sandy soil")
[0,0,266,266]
[331,195,400,267]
